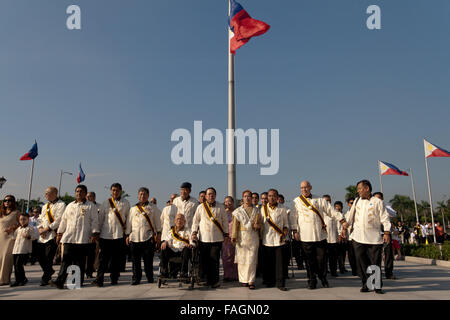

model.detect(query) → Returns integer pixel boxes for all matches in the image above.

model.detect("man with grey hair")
[37,186,66,286]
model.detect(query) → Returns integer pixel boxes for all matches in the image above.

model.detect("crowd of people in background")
[0,179,448,293]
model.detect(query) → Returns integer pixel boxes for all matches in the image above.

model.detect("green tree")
[121,190,129,199]
[60,192,76,205]
[417,200,430,224]
[389,195,414,223]
[345,185,358,201]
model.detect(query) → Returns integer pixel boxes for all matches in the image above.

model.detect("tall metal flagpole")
[378,161,383,194]
[26,159,35,213]
[409,168,419,224]
[58,170,63,198]
[227,0,236,200]
[424,156,437,243]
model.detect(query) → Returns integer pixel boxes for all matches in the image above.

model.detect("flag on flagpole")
[229,0,270,54]
[424,139,450,158]
[77,163,85,184]
[20,141,38,160]
[379,160,409,176]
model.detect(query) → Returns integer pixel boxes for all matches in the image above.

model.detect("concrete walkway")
[1,260,449,300]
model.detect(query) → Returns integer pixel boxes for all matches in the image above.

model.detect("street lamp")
[58,170,73,197]
[0,177,6,189]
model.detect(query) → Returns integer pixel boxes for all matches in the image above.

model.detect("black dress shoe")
[307,281,317,290]
[92,279,103,287]
[360,285,369,293]
[111,279,118,285]
[340,269,347,274]
[50,280,64,289]
[39,281,48,286]
[330,273,338,277]
[375,289,384,294]
[278,286,288,291]
[321,279,329,288]
[10,282,20,287]
[147,278,154,284]
[131,281,140,286]
[352,272,358,276]
[211,282,220,289]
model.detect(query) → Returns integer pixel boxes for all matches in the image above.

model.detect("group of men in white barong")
[31,178,391,294]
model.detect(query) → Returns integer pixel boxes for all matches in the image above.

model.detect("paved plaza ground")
[0,260,449,300]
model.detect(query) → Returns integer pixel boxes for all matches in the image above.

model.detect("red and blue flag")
[379,161,409,176]
[77,163,85,184]
[20,141,38,161]
[229,0,270,54]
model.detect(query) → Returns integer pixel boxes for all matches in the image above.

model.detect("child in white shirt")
[11,213,37,287]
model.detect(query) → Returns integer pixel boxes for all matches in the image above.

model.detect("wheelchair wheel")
[158,278,162,288]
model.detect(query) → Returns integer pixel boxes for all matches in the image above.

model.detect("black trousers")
[199,241,222,285]
[348,241,357,274]
[160,246,191,276]
[37,238,57,283]
[85,242,97,276]
[255,243,263,277]
[326,243,338,275]
[30,240,38,264]
[383,239,394,277]
[262,245,285,287]
[283,241,291,278]
[56,243,89,286]
[302,240,327,283]
[352,240,383,287]
[13,254,28,283]
[292,239,305,269]
[130,239,155,282]
[96,238,124,283]
[337,241,347,272]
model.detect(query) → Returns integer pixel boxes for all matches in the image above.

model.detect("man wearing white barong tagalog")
[172,182,199,232]
[346,180,391,294]
[292,181,349,290]
[260,189,289,291]
[231,190,261,290]
[93,183,130,287]
[126,187,161,285]
[37,186,66,286]
[191,187,228,289]
[51,185,99,289]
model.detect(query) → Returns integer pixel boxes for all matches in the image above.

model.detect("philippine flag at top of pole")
[422,138,450,244]
[227,0,270,201]
[20,140,38,213]
[378,161,409,176]
[229,0,271,54]
[77,163,85,184]
[424,139,450,158]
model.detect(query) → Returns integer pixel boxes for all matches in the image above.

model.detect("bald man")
[37,187,66,286]
[292,181,349,289]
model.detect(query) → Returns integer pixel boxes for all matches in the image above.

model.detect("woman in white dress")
[231,190,261,290]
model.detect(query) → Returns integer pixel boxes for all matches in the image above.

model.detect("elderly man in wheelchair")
[159,213,196,285]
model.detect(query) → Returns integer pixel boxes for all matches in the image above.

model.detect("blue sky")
[0,0,449,210]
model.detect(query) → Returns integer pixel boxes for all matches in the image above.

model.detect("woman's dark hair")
[1,195,17,216]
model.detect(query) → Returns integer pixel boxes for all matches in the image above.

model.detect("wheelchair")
[157,243,200,290]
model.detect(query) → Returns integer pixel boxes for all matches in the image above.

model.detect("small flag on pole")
[424,139,450,158]
[229,0,270,54]
[20,141,38,161]
[379,161,409,176]
[77,163,85,184]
